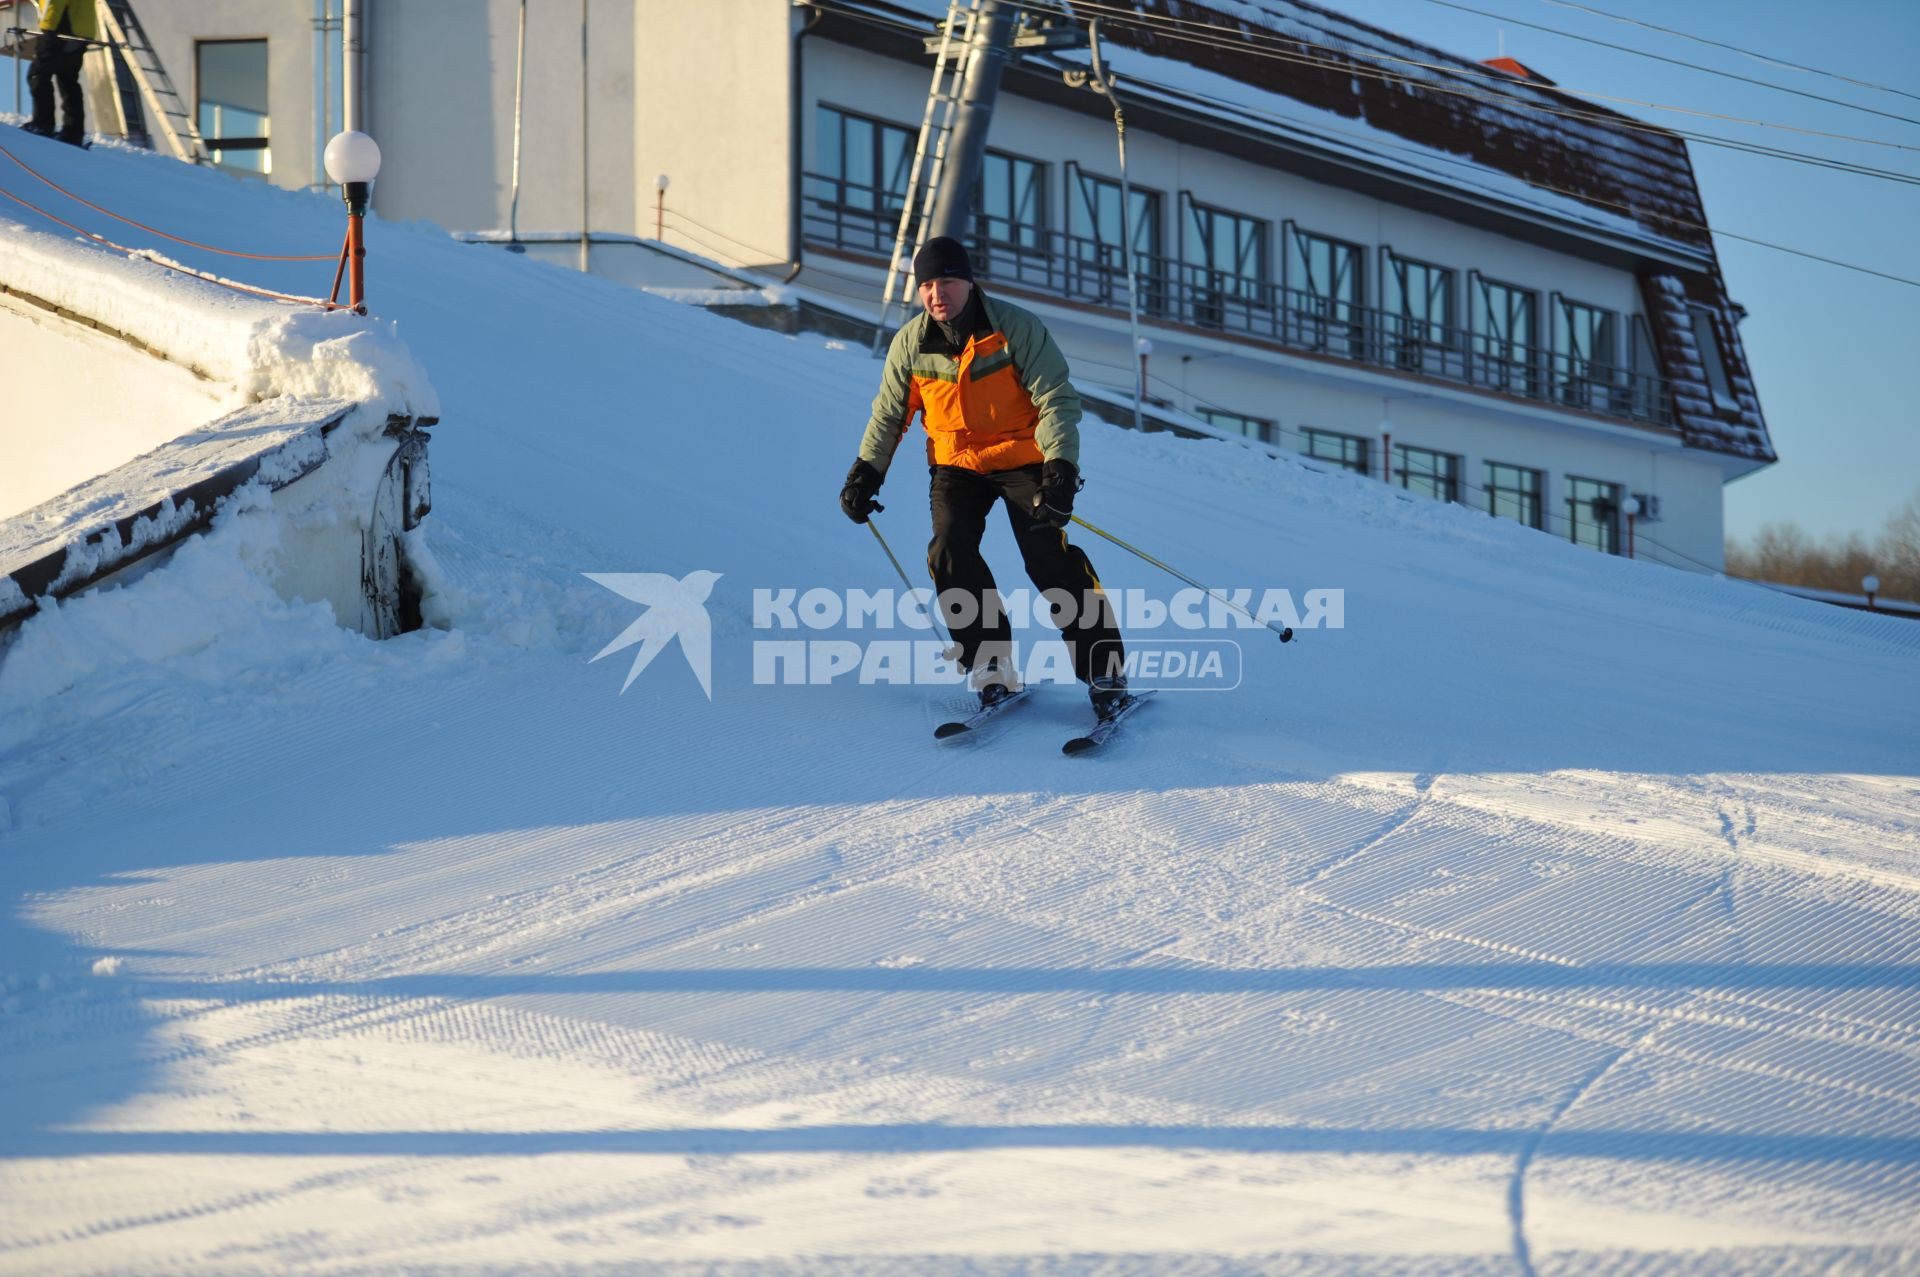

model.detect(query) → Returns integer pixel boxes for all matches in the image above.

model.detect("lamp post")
[1863,574,1880,611]
[655,173,669,241]
[324,130,381,315]
[1621,493,1641,559]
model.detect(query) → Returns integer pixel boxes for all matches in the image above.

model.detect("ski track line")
[1506,1010,1672,1277]
[1300,772,1438,885]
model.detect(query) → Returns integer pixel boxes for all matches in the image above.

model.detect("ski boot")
[1089,674,1130,723]
[971,657,1021,712]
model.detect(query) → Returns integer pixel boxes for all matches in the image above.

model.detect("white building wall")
[136,0,649,241]
[633,0,794,269]
[363,0,637,238]
[135,2,317,185]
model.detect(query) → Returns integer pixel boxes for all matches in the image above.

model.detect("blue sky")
[1352,0,1920,545]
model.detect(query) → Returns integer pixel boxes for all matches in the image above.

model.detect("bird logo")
[585,570,722,697]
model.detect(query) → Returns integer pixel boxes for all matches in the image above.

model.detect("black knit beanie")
[912,236,974,286]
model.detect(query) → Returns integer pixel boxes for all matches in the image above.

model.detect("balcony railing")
[802,175,1677,430]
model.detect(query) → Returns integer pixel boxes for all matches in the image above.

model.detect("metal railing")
[802,176,1676,430]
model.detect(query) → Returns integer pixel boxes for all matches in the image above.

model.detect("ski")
[1062,690,1157,756]
[934,686,1031,740]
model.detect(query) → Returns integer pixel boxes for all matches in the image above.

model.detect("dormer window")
[1689,304,1739,412]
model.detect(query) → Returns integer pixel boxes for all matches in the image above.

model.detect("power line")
[1123,76,1920,288]
[1048,0,1920,147]
[809,2,1920,286]
[1533,0,1920,107]
[1418,0,1920,125]
[980,0,1920,186]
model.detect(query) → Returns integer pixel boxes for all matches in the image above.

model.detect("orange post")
[348,212,367,314]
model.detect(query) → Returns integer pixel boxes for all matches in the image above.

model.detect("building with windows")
[121,0,1775,572]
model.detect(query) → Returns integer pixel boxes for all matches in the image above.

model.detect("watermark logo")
[585,571,721,696]
[589,576,1341,696]
[746,586,1338,691]
[1089,638,1243,692]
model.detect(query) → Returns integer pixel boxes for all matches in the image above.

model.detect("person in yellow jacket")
[24,0,98,145]
[840,237,1128,717]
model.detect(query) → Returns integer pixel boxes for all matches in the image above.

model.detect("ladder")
[873,0,983,348]
[96,0,207,163]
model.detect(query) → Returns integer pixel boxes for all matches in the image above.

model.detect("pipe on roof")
[342,0,363,135]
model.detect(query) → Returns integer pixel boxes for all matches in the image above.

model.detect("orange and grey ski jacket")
[859,291,1082,476]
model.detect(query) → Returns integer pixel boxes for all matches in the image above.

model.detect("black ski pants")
[927,463,1124,685]
[28,39,86,136]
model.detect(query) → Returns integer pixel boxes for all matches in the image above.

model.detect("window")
[1627,314,1663,422]
[975,150,1046,253]
[1472,277,1536,395]
[198,40,270,175]
[1396,445,1460,503]
[1184,200,1266,327]
[1688,304,1739,410]
[1566,476,1622,554]
[1067,169,1161,311]
[1301,428,1369,476]
[1285,226,1365,356]
[1551,298,1618,409]
[1383,252,1454,369]
[1198,408,1275,445]
[1485,462,1543,529]
[810,106,915,252]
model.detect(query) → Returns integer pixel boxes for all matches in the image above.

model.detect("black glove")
[840,458,884,524]
[1032,458,1081,529]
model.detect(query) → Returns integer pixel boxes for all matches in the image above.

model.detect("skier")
[22,0,97,147]
[839,236,1128,719]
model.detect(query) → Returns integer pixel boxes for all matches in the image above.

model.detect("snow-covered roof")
[813,0,1774,463]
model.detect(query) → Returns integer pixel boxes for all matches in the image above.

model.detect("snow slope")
[2,125,1919,1275]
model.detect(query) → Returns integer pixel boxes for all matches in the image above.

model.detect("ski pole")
[864,508,958,651]
[1069,514,1294,642]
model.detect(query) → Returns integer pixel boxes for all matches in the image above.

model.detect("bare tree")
[1726,487,1920,603]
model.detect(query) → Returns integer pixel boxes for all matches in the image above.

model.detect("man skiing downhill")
[839,236,1128,719]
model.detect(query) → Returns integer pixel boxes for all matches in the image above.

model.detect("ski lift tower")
[872,0,1083,343]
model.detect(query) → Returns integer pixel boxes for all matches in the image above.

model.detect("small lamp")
[1863,574,1880,609]
[655,173,670,240]
[324,131,382,314]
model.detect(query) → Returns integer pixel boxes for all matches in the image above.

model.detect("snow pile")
[0,209,436,418]
[0,485,352,745]
[242,309,439,420]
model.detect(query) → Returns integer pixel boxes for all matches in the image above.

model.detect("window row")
[1293,429,1633,554]
[806,105,1733,425]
